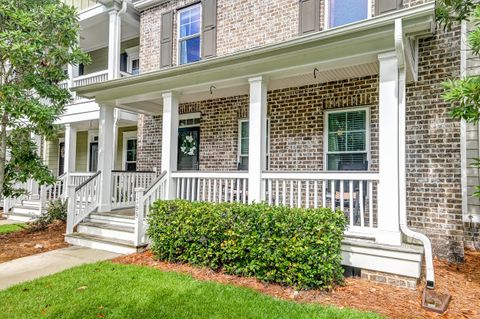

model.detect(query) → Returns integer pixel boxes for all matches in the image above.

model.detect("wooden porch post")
[161,92,179,199]
[377,51,402,246]
[108,9,121,80]
[248,76,267,203]
[64,124,77,174]
[97,104,115,212]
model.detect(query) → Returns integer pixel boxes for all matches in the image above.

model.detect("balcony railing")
[72,70,109,88]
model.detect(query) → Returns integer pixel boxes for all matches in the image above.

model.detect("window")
[327,0,369,28]
[125,46,140,75]
[325,108,369,171]
[178,4,201,65]
[123,132,137,172]
[237,119,270,170]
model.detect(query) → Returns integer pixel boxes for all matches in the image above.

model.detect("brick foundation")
[361,269,418,290]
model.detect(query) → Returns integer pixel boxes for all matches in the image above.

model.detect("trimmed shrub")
[147,200,347,289]
[28,199,67,232]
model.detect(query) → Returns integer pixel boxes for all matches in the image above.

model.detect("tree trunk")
[0,113,8,196]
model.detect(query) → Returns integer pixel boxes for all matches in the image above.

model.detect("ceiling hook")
[210,85,216,95]
[313,68,319,79]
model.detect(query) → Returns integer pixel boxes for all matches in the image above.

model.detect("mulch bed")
[0,221,69,263]
[112,249,480,319]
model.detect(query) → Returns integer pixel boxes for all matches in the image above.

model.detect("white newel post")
[98,104,116,212]
[134,187,145,246]
[248,76,268,203]
[377,52,402,246]
[108,9,121,80]
[64,124,77,193]
[66,184,76,234]
[161,92,179,199]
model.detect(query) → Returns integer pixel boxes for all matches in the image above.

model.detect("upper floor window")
[178,4,201,65]
[327,0,369,28]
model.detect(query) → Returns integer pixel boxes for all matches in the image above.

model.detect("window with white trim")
[238,119,270,170]
[325,108,369,171]
[327,0,369,28]
[125,46,140,75]
[178,4,201,65]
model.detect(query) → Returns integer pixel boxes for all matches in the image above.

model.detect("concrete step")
[5,212,37,222]
[77,221,135,242]
[88,211,135,227]
[20,200,41,207]
[65,233,146,255]
[11,206,42,216]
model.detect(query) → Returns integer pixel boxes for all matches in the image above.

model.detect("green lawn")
[0,223,25,234]
[0,262,383,319]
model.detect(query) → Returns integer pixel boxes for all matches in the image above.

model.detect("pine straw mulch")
[112,249,480,319]
[0,221,69,263]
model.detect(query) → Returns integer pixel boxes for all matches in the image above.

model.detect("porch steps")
[5,200,44,222]
[65,208,145,255]
[65,233,146,255]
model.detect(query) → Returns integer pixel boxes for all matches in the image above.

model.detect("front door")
[177,127,200,170]
[89,142,98,172]
[58,142,65,175]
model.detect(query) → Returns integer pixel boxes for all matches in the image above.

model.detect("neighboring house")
[4,0,141,220]
[4,0,479,289]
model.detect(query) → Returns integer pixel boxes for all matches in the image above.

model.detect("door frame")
[87,130,99,172]
[177,126,200,171]
[58,138,65,176]
[122,131,138,171]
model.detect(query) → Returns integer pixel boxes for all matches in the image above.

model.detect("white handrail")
[134,171,168,246]
[66,171,101,234]
[262,171,379,181]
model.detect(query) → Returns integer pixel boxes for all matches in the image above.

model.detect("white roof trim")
[133,0,169,11]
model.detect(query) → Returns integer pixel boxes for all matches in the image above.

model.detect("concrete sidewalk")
[0,219,23,225]
[0,246,121,290]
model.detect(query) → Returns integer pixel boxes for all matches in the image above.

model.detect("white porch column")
[64,124,77,175]
[97,104,116,212]
[377,51,402,246]
[161,92,179,199]
[248,76,268,203]
[113,109,120,170]
[108,10,121,80]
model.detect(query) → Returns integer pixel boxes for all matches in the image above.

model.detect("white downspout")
[395,18,435,289]
[118,0,129,17]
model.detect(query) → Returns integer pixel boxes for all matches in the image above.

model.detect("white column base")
[376,230,402,246]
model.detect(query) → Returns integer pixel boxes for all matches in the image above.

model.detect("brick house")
[5,0,478,289]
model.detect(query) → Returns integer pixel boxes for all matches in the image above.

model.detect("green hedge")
[147,200,347,289]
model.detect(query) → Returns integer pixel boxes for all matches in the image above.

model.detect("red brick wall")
[405,28,464,262]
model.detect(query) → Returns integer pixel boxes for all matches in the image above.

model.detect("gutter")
[395,18,435,289]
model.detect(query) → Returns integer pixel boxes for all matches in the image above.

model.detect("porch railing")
[261,171,379,237]
[72,70,109,88]
[44,173,68,201]
[171,172,249,203]
[111,171,159,209]
[134,171,168,245]
[66,171,101,234]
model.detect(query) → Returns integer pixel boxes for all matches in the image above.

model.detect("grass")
[0,223,25,234]
[0,262,384,319]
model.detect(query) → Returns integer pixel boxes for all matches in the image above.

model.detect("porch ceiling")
[74,2,435,115]
[79,4,139,52]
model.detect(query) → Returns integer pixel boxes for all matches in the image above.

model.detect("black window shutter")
[120,52,128,72]
[202,0,217,59]
[375,0,403,15]
[299,0,320,35]
[160,11,173,68]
